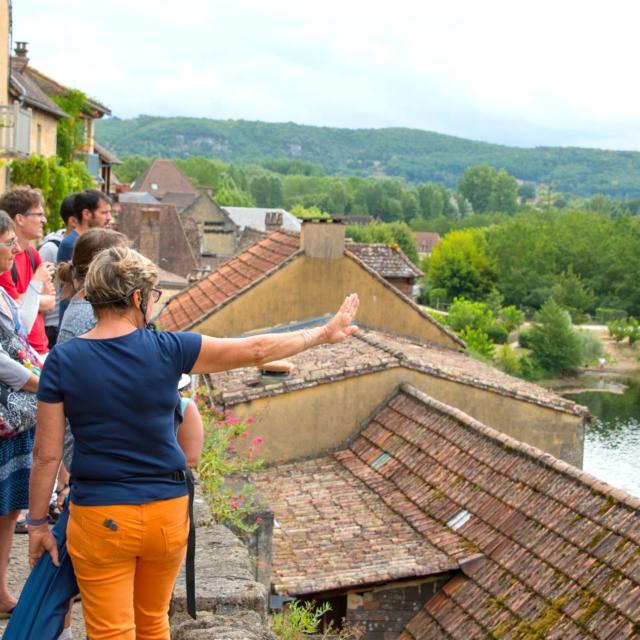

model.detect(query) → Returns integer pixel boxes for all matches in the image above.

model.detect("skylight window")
[150,182,158,190]
[371,453,391,469]
[447,509,472,531]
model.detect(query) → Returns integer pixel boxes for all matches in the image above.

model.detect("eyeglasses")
[150,288,163,302]
[0,236,18,248]
[21,211,47,220]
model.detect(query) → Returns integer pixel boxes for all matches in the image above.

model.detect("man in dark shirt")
[57,189,112,323]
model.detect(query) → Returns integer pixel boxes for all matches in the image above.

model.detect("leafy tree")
[458,164,518,214]
[460,326,495,359]
[549,266,596,322]
[427,229,497,300]
[498,305,525,333]
[214,175,254,207]
[518,182,536,202]
[114,155,154,184]
[528,299,582,374]
[52,89,90,164]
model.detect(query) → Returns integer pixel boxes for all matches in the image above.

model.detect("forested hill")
[95,115,640,198]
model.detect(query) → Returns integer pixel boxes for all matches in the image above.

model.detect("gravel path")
[0,524,86,639]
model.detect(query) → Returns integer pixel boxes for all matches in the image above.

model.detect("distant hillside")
[96,116,640,198]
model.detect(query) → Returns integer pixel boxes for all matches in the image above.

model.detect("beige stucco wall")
[183,197,236,255]
[30,110,58,157]
[222,366,584,468]
[195,256,459,348]
[0,1,8,107]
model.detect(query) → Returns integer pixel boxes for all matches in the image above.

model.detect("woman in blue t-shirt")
[26,246,359,639]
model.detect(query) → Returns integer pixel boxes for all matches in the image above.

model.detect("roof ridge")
[345,252,464,348]
[399,383,640,511]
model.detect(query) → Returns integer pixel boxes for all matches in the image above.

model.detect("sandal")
[14,519,27,534]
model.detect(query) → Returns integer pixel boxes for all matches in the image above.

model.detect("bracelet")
[24,512,49,526]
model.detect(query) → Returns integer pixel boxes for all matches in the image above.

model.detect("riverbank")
[540,324,640,393]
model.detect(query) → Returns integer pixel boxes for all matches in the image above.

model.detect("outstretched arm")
[190,293,359,374]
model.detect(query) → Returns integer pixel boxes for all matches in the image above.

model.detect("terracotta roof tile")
[159,230,301,331]
[254,384,640,638]
[208,328,585,418]
[346,243,423,279]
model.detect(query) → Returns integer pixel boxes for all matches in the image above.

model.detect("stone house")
[347,242,423,298]
[153,219,640,639]
[414,231,440,257]
[159,221,586,466]
[115,202,199,279]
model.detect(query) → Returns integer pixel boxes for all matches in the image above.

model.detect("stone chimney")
[300,218,345,259]
[265,211,283,233]
[139,207,161,265]
[12,42,29,72]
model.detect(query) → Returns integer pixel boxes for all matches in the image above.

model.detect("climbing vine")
[10,155,93,232]
[52,89,90,164]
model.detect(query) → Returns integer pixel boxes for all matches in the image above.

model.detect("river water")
[564,375,640,498]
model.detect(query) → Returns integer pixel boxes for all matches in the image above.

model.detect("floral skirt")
[0,427,35,515]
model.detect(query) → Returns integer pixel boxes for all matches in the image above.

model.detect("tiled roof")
[118,192,160,205]
[132,159,198,198]
[9,70,68,118]
[258,385,640,637]
[414,232,441,253]
[208,328,585,417]
[19,65,111,116]
[161,192,198,213]
[255,456,458,595]
[93,141,121,165]
[346,243,423,279]
[159,230,301,331]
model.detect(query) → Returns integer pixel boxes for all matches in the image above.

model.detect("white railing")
[0,103,32,156]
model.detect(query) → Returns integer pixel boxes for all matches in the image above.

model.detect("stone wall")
[346,575,454,639]
[170,487,275,640]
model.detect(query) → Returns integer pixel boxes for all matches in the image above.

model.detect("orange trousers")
[67,496,189,640]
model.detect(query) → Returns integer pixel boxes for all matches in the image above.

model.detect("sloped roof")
[9,70,68,119]
[256,456,458,594]
[94,141,121,165]
[208,328,585,417]
[414,232,441,252]
[161,191,198,213]
[223,207,301,233]
[158,230,301,331]
[17,64,111,116]
[118,192,160,205]
[347,243,423,279]
[131,159,198,199]
[257,385,640,638]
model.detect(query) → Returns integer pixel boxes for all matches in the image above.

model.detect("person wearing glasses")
[27,245,359,639]
[0,211,42,616]
[0,187,56,356]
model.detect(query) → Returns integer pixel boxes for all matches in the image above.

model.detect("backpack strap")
[11,247,38,287]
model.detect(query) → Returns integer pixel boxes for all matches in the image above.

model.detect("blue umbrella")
[2,507,78,640]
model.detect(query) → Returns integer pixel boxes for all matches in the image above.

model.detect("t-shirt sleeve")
[0,271,18,299]
[37,347,64,403]
[174,332,202,373]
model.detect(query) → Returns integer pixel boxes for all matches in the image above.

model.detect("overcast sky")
[12,1,640,151]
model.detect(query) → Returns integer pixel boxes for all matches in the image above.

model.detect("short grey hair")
[0,211,15,236]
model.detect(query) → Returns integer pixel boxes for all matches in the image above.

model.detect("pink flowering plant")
[195,393,265,532]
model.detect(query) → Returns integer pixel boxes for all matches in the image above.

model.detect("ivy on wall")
[9,155,93,231]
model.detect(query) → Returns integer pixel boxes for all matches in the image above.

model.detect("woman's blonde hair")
[84,246,158,312]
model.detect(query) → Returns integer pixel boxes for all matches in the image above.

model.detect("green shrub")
[596,308,627,323]
[528,300,582,374]
[446,297,493,333]
[498,305,525,333]
[608,319,627,342]
[486,323,509,344]
[576,330,604,363]
[517,329,532,349]
[495,344,521,376]
[460,326,495,359]
[271,601,330,640]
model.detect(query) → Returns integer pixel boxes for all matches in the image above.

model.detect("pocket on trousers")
[161,516,188,556]
[74,514,124,560]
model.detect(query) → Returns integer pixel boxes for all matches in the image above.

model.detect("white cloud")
[12,0,640,149]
